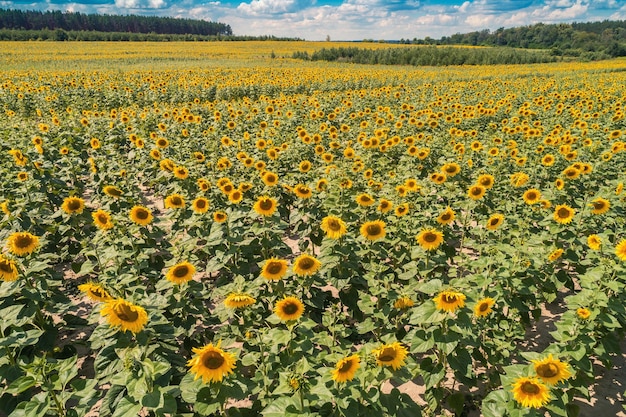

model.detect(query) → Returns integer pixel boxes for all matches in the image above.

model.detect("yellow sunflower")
[61,196,85,215]
[92,209,114,231]
[166,261,196,285]
[553,204,575,224]
[261,258,288,281]
[7,231,39,256]
[331,355,360,383]
[224,293,256,309]
[360,220,386,241]
[523,189,541,205]
[355,193,375,207]
[274,296,305,321]
[394,203,410,217]
[192,197,210,214]
[228,190,243,204]
[589,197,610,215]
[292,254,321,276]
[321,215,347,239]
[615,239,626,261]
[511,377,550,408]
[213,211,228,223]
[261,171,279,187]
[129,205,153,226]
[532,354,571,385]
[253,196,278,217]
[187,342,237,384]
[373,342,408,370]
[548,249,564,262]
[477,174,495,189]
[474,298,495,318]
[434,290,466,313]
[377,199,393,213]
[164,194,185,209]
[436,207,455,225]
[587,234,601,250]
[416,228,444,251]
[441,162,461,177]
[576,307,591,320]
[100,298,148,334]
[485,213,504,231]
[467,184,486,200]
[393,296,415,310]
[0,255,19,281]
[173,165,189,179]
[293,184,312,199]
[103,185,123,198]
[78,282,112,302]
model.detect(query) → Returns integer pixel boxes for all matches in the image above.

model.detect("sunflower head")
[589,197,610,215]
[166,262,196,285]
[187,342,236,384]
[100,298,148,334]
[61,196,85,215]
[321,215,347,239]
[416,228,444,251]
[261,258,288,281]
[373,342,408,370]
[474,298,495,318]
[293,254,321,276]
[224,293,256,309]
[615,239,626,261]
[511,376,551,408]
[78,282,112,302]
[360,220,386,241]
[437,207,455,225]
[130,205,153,226]
[7,231,39,257]
[576,307,591,320]
[274,296,305,322]
[103,185,123,198]
[553,204,575,224]
[467,184,486,200]
[355,193,375,207]
[92,209,114,231]
[434,290,466,313]
[253,196,278,217]
[192,197,210,214]
[0,255,19,282]
[523,189,541,205]
[532,355,571,385]
[393,296,415,310]
[378,199,393,213]
[213,211,228,223]
[331,355,360,383]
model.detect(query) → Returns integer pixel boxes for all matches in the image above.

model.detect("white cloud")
[114,0,167,9]
[237,0,312,16]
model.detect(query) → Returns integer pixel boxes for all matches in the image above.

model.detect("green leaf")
[111,396,142,417]
[5,375,37,394]
[261,396,302,417]
[415,279,443,294]
[141,387,163,409]
[482,389,508,417]
[410,302,446,324]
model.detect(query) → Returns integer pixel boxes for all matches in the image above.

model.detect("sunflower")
[523,189,541,205]
[253,196,277,216]
[477,174,495,189]
[360,220,386,241]
[441,162,461,177]
[173,166,189,179]
[224,293,256,309]
[587,234,601,250]
[510,172,529,188]
[299,160,312,173]
[393,296,415,310]
[100,298,148,334]
[430,173,446,184]
[292,254,321,276]
[437,207,455,225]
[378,199,393,213]
[164,194,185,209]
[61,196,85,215]
[187,342,236,384]
[548,248,564,262]
[589,197,610,215]
[261,258,288,280]
[321,215,347,239]
[293,184,312,199]
[275,296,305,321]
[373,342,408,370]
[511,376,550,408]
[416,228,444,251]
[474,298,495,318]
[0,255,19,281]
[467,184,486,200]
[532,354,571,385]
[78,282,112,302]
[576,307,591,320]
[355,193,375,207]
[228,190,243,204]
[7,232,39,256]
[213,211,228,223]
[17,172,28,181]
[615,239,626,261]
[262,171,279,187]
[129,205,153,226]
[166,261,196,284]
[331,355,360,383]
[553,204,575,224]
[394,203,409,217]
[192,197,210,214]
[434,290,466,313]
[92,209,114,230]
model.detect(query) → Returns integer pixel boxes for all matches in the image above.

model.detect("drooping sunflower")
[0,255,19,281]
[589,197,610,215]
[192,197,210,214]
[486,213,505,231]
[92,209,114,231]
[321,215,347,239]
[187,342,236,384]
[260,258,288,281]
[615,239,626,261]
[78,282,112,302]
[360,220,386,241]
[393,296,415,310]
[532,354,571,385]
[523,189,541,205]
[553,204,575,224]
[103,185,123,198]
[331,355,360,383]
[253,196,277,217]
[548,248,564,262]
[416,228,444,251]
[164,194,185,209]
[224,293,256,309]
[511,376,550,408]
[129,205,153,226]
[373,342,408,370]
[213,211,228,223]
[474,298,495,318]
[355,193,375,207]
[61,196,85,215]
[434,290,466,313]
[100,298,148,334]
[467,184,486,200]
[274,296,305,321]
[7,231,39,256]
[166,261,196,285]
[436,207,456,225]
[293,254,321,276]
[587,234,601,250]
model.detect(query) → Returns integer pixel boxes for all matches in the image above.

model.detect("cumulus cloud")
[114,0,167,8]
[237,0,312,16]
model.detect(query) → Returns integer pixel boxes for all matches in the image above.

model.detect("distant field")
[1,41,625,417]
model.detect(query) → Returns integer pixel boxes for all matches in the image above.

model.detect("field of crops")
[1,41,625,417]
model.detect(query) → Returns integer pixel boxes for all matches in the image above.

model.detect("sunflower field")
[1,41,626,417]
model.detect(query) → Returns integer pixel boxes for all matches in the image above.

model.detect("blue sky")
[0,0,624,40]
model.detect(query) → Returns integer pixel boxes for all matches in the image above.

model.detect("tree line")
[292,46,559,67]
[0,8,231,36]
